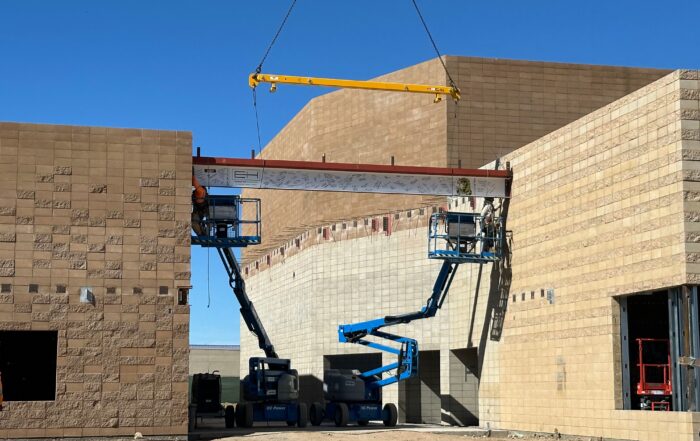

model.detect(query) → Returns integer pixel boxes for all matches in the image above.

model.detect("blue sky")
[2,1,699,345]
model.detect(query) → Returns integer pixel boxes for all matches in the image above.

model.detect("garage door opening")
[398,350,440,424]
[0,331,58,401]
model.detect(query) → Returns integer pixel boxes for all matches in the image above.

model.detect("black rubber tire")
[358,420,369,426]
[297,402,308,428]
[382,403,397,427]
[334,402,349,427]
[224,405,236,428]
[236,402,254,428]
[310,402,324,426]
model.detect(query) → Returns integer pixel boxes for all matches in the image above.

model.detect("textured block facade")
[476,70,698,441]
[0,123,192,439]
[241,63,700,440]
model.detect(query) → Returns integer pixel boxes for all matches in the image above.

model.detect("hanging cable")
[207,246,211,308]
[255,0,297,74]
[252,88,262,151]
[411,0,458,91]
[251,0,297,151]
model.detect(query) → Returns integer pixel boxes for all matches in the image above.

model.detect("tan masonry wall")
[242,56,669,266]
[477,70,698,440]
[0,122,192,439]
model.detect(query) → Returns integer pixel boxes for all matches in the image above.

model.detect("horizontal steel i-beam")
[193,156,510,198]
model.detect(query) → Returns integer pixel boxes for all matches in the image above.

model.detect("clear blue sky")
[2,1,699,345]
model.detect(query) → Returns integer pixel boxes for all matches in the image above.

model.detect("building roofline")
[190,344,240,351]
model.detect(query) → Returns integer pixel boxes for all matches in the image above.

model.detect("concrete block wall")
[0,122,192,438]
[473,70,696,440]
[242,57,669,265]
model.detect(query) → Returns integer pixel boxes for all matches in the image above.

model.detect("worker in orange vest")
[191,175,208,236]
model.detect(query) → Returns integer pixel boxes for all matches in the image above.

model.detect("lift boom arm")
[337,260,459,389]
[249,72,461,102]
[216,246,279,359]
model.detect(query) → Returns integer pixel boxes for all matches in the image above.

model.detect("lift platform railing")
[428,211,504,263]
[636,338,673,397]
[191,195,262,247]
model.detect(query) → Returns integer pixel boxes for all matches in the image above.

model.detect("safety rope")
[411,0,458,91]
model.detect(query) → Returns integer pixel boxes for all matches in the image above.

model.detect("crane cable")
[411,0,458,92]
[252,0,298,150]
[252,0,458,149]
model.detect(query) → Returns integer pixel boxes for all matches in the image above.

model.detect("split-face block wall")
[0,123,192,439]
[474,69,700,441]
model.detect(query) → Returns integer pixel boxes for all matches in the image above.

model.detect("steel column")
[619,297,632,410]
[669,287,686,411]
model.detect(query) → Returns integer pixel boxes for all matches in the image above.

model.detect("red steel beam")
[192,156,511,179]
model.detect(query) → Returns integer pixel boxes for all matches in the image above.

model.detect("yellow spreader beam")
[249,72,460,102]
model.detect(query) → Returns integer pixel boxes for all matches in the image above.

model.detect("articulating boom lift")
[310,211,505,426]
[191,180,307,428]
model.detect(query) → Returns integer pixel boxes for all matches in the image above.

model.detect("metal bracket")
[679,356,700,368]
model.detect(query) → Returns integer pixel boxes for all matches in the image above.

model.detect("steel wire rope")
[251,0,298,151]
[411,0,458,91]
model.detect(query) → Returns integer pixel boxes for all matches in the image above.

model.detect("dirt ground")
[212,429,534,441]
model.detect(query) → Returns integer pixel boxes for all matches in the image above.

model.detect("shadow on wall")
[441,394,478,426]
[479,196,512,373]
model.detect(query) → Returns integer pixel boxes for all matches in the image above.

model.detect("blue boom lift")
[309,210,505,426]
[191,189,308,428]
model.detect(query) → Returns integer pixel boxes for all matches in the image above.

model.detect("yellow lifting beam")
[249,72,460,102]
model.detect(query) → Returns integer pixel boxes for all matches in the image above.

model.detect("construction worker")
[481,197,495,252]
[191,175,208,236]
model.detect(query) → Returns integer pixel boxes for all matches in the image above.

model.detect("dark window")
[159,286,169,295]
[0,284,10,293]
[28,284,38,293]
[0,331,58,401]
[521,292,525,301]
[133,287,142,295]
[56,285,66,294]
[177,288,189,306]
[106,287,116,294]
[531,291,535,300]
[541,289,545,298]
